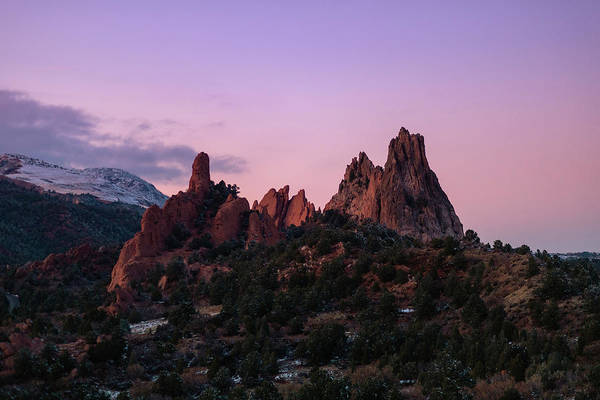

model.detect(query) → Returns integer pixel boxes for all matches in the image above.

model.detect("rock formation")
[285,189,316,227]
[254,186,315,228]
[108,152,287,296]
[325,128,463,241]
[108,153,210,292]
[247,211,281,245]
[210,194,250,244]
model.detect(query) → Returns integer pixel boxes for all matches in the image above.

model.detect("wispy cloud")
[0,89,248,184]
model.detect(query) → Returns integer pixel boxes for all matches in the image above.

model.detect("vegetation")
[0,198,599,399]
[0,179,143,264]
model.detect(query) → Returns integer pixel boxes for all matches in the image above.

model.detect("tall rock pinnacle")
[188,152,210,193]
[325,127,463,241]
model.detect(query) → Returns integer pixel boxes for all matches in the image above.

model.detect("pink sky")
[1,1,599,251]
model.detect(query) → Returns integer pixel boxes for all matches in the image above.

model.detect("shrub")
[464,229,480,243]
[376,264,397,283]
[419,353,474,400]
[168,302,195,329]
[526,257,540,277]
[212,366,232,392]
[353,376,389,400]
[516,245,531,255]
[252,382,283,400]
[461,294,487,327]
[300,323,346,365]
[538,270,569,300]
[154,371,184,396]
[499,388,522,400]
[291,368,351,400]
[189,233,213,250]
[166,256,186,282]
[88,332,126,363]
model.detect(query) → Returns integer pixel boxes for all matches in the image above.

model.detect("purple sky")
[1,1,599,252]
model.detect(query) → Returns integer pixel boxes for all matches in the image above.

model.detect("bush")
[188,233,213,250]
[252,382,283,400]
[300,323,346,365]
[461,294,487,327]
[376,264,397,283]
[88,332,126,363]
[419,353,474,400]
[541,301,560,330]
[14,349,37,380]
[464,229,480,243]
[166,256,186,282]
[526,257,540,277]
[538,270,569,300]
[154,371,184,396]
[212,366,232,392]
[499,388,522,400]
[291,368,351,400]
[168,302,195,329]
[353,376,389,400]
[516,245,531,255]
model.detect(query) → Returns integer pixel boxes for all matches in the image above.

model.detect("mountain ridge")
[0,153,168,207]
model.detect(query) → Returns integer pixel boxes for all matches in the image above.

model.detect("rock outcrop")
[108,152,287,296]
[247,211,281,245]
[210,195,250,244]
[285,189,316,227]
[325,128,463,241]
[254,186,315,228]
[108,153,211,292]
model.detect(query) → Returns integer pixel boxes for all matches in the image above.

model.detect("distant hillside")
[0,154,168,207]
[553,252,600,261]
[0,178,143,265]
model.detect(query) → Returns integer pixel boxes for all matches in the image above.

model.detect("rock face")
[254,186,315,228]
[188,152,210,194]
[210,195,250,244]
[107,152,287,297]
[325,128,463,241]
[108,153,211,292]
[247,211,281,245]
[285,190,316,227]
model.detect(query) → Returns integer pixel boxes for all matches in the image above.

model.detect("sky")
[0,1,599,252]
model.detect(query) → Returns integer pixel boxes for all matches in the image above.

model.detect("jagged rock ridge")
[325,127,463,241]
[108,153,316,305]
[253,185,316,229]
[0,154,168,207]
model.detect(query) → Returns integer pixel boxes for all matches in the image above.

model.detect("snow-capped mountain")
[0,154,168,207]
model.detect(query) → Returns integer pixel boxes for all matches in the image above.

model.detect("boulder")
[210,195,250,244]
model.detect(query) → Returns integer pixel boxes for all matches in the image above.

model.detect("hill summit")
[325,127,463,240]
[0,154,167,207]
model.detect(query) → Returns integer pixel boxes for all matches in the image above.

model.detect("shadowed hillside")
[0,178,143,265]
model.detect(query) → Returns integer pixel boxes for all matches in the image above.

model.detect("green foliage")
[464,229,480,243]
[0,179,143,265]
[88,331,127,364]
[376,264,397,282]
[527,256,540,277]
[166,255,186,282]
[165,222,191,249]
[499,388,522,400]
[299,323,346,365]
[419,352,474,400]
[516,245,531,255]
[154,371,184,396]
[251,382,283,400]
[168,301,195,329]
[291,369,351,400]
[461,294,488,327]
